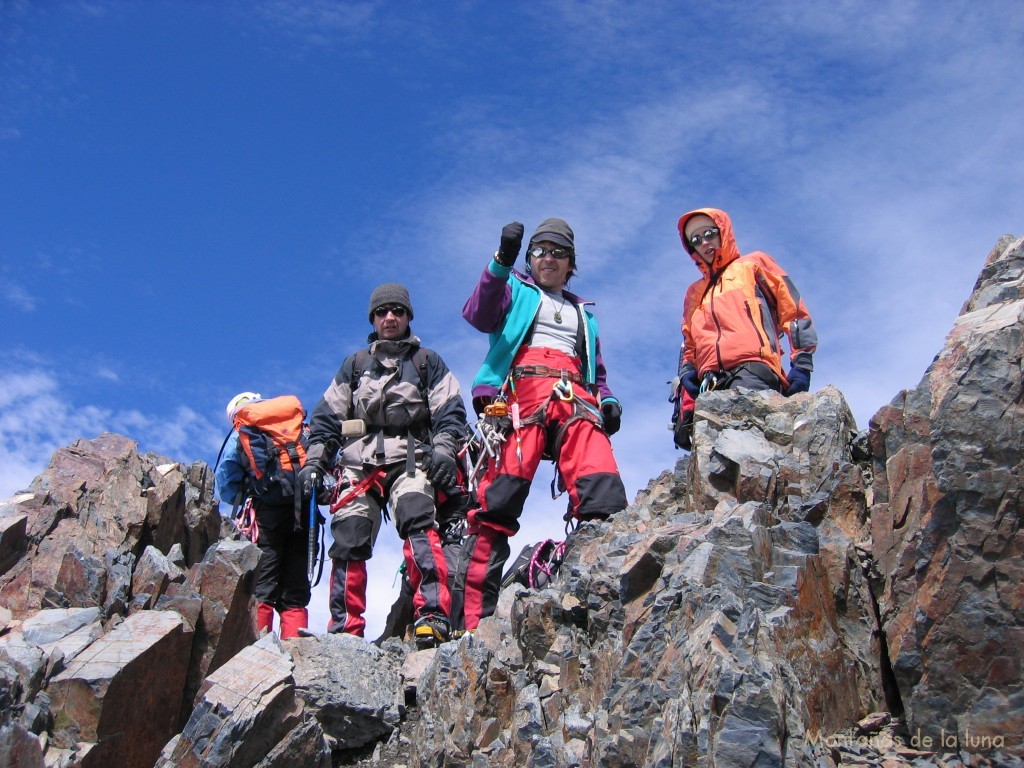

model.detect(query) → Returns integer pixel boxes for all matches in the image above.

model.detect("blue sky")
[3,0,1022,637]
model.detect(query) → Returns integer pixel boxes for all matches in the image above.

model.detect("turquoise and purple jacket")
[462,259,618,405]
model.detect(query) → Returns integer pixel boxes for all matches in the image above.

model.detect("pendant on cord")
[554,311,563,324]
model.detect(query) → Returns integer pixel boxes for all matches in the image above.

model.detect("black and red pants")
[462,347,627,629]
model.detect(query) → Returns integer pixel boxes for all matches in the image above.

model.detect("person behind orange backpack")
[672,208,818,449]
[215,392,311,639]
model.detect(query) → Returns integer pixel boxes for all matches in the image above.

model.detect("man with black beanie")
[301,283,469,648]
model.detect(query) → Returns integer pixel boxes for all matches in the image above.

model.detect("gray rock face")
[290,633,405,750]
[47,610,193,767]
[870,234,1024,749]
[155,634,331,768]
[408,384,878,768]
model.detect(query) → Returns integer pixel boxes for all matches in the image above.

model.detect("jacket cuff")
[487,258,512,278]
[791,352,813,371]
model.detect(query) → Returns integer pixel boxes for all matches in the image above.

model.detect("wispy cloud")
[0,367,223,498]
[247,0,380,48]
[3,282,36,311]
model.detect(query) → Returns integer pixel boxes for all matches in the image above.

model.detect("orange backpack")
[232,395,307,503]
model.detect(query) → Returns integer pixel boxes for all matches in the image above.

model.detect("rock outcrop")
[0,434,259,767]
[0,233,1020,767]
[869,233,1024,750]
[408,384,879,767]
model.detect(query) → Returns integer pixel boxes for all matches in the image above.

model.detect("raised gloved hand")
[601,401,622,436]
[785,367,811,396]
[424,444,458,490]
[495,221,524,267]
[680,368,700,399]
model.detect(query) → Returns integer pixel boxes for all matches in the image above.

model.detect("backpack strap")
[355,346,434,477]
[213,427,234,474]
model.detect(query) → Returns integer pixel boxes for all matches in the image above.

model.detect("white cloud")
[3,283,36,311]
[0,367,224,498]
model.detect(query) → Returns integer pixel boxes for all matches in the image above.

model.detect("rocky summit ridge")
[0,232,1022,767]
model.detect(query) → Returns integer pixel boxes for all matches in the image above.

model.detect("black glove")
[495,221,524,267]
[673,408,694,450]
[680,368,700,399]
[298,462,323,499]
[316,472,337,505]
[785,367,811,396]
[601,401,622,436]
[424,444,458,490]
[299,442,327,498]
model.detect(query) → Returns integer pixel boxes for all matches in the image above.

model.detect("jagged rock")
[170,538,262,719]
[12,607,106,678]
[870,233,1024,752]
[155,634,331,768]
[0,721,45,767]
[130,544,186,612]
[407,384,879,767]
[0,506,29,576]
[0,434,221,618]
[290,633,406,751]
[19,608,101,650]
[0,633,48,737]
[46,609,193,767]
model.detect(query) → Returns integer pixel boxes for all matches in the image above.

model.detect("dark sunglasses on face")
[688,227,720,248]
[373,305,408,318]
[528,245,572,260]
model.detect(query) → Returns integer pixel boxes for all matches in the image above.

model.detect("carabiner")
[554,375,574,402]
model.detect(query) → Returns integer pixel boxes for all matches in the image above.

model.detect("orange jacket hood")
[677,207,740,276]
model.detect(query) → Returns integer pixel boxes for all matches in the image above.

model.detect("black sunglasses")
[688,227,720,248]
[528,245,572,260]
[373,305,408,318]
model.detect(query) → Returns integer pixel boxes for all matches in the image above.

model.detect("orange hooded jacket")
[677,208,816,386]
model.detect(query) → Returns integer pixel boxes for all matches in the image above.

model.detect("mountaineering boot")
[413,614,451,649]
[279,607,308,639]
[256,602,275,635]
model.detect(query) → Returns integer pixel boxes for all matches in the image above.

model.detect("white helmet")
[226,391,261,421]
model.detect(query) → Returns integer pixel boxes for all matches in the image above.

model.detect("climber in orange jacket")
[672,207,817,449]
